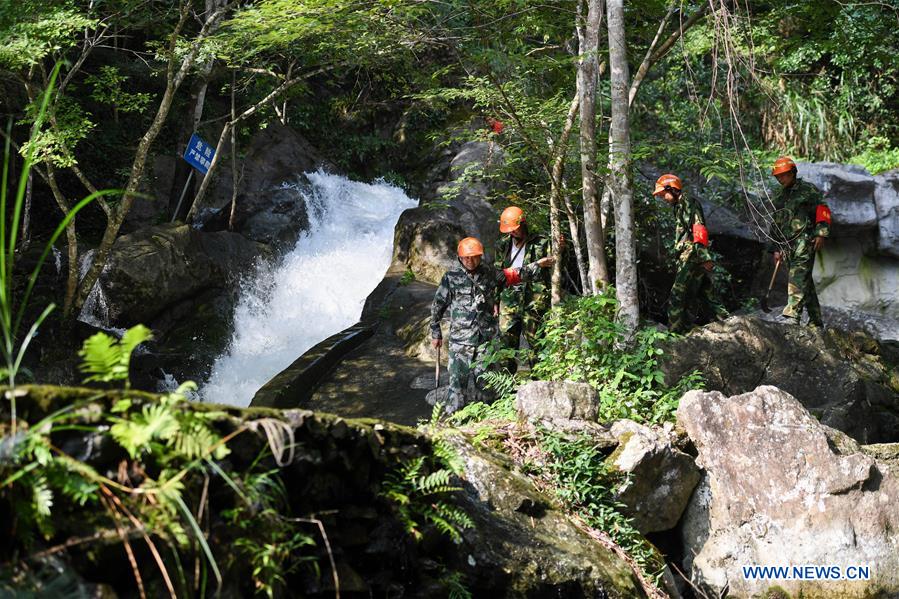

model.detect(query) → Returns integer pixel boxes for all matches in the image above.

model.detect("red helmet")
[653,174,682,196]
[499,206,525,233]
[772,156,796,176]
[457,237,484,257]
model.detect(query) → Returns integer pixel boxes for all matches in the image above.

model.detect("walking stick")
[761,257,782,313]
[435,344,441,389]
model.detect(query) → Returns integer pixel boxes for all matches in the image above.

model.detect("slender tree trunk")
[577,0,609,294]
[606,0,639,335]
[561,187,588,295]
[228,72,239,231]
[19,172,32,253]
[549,94,580,306]
[45,167,79,315]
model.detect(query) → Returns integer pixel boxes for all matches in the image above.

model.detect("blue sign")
[183,133,215,174]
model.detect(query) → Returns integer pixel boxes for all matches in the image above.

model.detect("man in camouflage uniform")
[430,237,554,413]
[493,206,554,373]
[654,174,729,333]
[767,156,831,327]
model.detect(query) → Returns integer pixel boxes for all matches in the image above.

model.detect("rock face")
[448,435,647,597]
[606,420,700,535]
[660,315,899,443]
[515,380,599,422]
[677,385,899,598]
[393,141,503,283]
[93,223,263,326]
[200,122,332,246]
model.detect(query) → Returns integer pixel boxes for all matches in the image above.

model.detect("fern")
[78,324,152,387]
[110,403,179,458]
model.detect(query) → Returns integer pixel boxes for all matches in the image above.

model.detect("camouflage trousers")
[444,341,495,414]
[668,261,728,333]
[782,244,823,326]
[499,302,545,374]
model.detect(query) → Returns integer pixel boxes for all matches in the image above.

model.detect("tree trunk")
[577,0,609,294]
[228,71,239,231]
[549,94,580,306]
[606,0,639,335]
[45,167,78,315]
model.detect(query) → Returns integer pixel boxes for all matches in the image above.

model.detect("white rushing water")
[199,171,417,407]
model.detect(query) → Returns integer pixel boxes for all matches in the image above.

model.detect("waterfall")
[199,171,417,407]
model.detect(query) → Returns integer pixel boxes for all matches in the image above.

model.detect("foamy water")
[198,171,417,406]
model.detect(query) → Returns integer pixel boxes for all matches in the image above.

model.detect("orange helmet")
[499,206,525,233]
[772,156,796,176]
[653,174,682,196]
[457,237,484,257]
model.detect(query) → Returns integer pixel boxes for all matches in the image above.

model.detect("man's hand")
[813,236,825,252]
[773,250,782,263]
[493,303,499,317]
[431,338,442,349]
[537,256,556,268]
[701,260,714,272]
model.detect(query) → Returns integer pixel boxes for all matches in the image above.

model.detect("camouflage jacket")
[494,232,551,311]
[767,178,831,252]
[430,261,541,346]
[672,192,712,264]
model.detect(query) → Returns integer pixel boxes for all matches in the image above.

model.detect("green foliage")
[381,450,473,544]
[848,136,899,175]
[532,291,703,424]
[223,467,318,598]
[399,268,416,286]
[78,324,152,388]
[447,369,518,426]
[0,5,95,70]
[535,429,667,584]
[85,66,153,115]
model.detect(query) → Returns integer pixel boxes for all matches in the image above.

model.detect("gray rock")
[606,420,700,534]
[874,170,899,257]
[447,435,648,597]
[393,141,503,283]
[677,385,899,598]
[796,161,877,232]
[659,315,899,443]
[515,380,599,422]
[97,223,262,326]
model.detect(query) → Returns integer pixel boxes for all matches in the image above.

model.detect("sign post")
[172,133,215,222]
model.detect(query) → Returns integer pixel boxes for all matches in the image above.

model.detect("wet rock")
[659,315,899,443]
[606,420,700,534]
[677,385,899,598]
[515,380,599,422]
[97,223,263,326]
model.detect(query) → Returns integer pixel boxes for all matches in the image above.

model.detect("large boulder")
[515,380,599,422]
[203,123,333,246]
[874,169,899,257]
[91,223,263,326]
[393,141,503,283]
[677,385,899,598]
[659,315,899,443]
[796,161,879,233]
[606,420,700,535]
[447,435,648,597]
